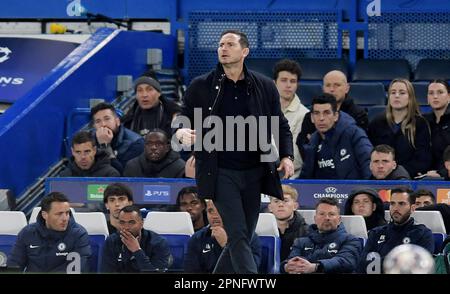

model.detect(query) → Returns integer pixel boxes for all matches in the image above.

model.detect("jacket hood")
[344,187,386,229]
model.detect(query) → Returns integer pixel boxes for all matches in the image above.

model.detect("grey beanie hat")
[134,76,161,93]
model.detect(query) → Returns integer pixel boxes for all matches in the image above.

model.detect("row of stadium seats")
[246,58,450,84]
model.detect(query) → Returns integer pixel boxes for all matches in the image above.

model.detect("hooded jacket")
[344,188,387,231]
[8,213,91,272]
[60,150,120,177]
[123,150,185,178]
[280,223,362,273]
[180,63,293,200]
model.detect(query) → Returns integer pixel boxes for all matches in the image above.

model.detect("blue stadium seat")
[73,212,109,272]
[255,213,281,274]
[352,59,411,86]
[413,211,447,254]
[297,83,322,106]
[245,58,278,78]
[414,59,450,81]
[412,82,429,105]
[298,58,349,81]
[349,82,386,106]
[0,211,27,265]
[143,211,194,272]
[367,105,386,121]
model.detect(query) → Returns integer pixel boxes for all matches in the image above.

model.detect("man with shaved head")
[296,70,368,160]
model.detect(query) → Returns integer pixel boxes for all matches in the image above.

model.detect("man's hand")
[120,230,141,253]
[185,155,196,178]
[277,157,294,179]
[176,128,196,146]
[96,127,114,145]
[285,256,317,274]
[211,226,227,248]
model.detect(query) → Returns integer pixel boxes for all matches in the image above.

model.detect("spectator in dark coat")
[357,187,434,273]
[101,205,172,273]
[176,186,208,232]
[281,198,362,274]
[123,129,185,178]
[9,192,91,272]
[91,102,144,174]
[344,188,386,231]
[299,93,373,179]
[368,79,432,178]
[267,184,308,261]
[122,75,181,137]
[369,144,410,180]
[423,80,450,171]
[296,70,368,156]
[60,131,120,177]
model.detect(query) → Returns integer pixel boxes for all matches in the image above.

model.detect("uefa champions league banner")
[46,178,450,208]
[0,37,78,103]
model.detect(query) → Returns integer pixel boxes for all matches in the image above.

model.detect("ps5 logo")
[66,0,85,17]
[367,0,381,17]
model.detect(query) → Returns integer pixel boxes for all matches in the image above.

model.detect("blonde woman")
[368,79,431,177]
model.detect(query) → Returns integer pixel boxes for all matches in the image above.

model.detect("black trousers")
[212,165,263,274]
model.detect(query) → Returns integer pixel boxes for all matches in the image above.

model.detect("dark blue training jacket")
[280,223,362,273]
[101,228,171,273]
[357,217,434,273]
[8,213,91,272]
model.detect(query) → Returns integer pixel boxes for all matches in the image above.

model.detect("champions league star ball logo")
[0,47,12,63]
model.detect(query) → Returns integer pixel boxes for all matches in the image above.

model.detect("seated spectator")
[414,189,435,208]
[280,197,362,274]
[296,70,368,156]
[103,183,134,234]
[344,188,386,231]
[123,129,185,177]
[122,75,181,137]
[369,144,410,180]
[60,131,120,177]
[357,187,434,273]
[299,93,373,179]
[91,102,144,174]
[274,59,309,178]
[368,79,432,178]
[184,200,261,273]
[101,205,172,272]
[423,79,450,170]
[267,184,308,261]
[9,192,91,273]
[176,186,208,232]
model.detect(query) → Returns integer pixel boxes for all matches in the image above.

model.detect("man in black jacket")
[60,131,120,177]
[175,29,294,273]
[123,129,185,178]
[122,75,181,137]
[267,184,308,261]
[101,205,171,272]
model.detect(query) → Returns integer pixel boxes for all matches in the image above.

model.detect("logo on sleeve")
[377,235,386,244]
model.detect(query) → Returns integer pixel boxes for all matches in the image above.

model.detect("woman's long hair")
[386,78,421,148]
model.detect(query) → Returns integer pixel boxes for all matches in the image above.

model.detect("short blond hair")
[270,184,298,203]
